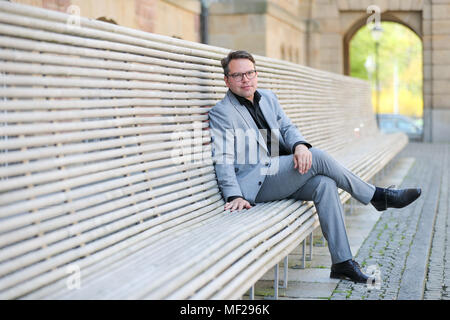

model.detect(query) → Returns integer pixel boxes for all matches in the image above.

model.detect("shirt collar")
[231,90,261,107]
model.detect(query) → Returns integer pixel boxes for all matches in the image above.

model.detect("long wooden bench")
[0,2,408,299]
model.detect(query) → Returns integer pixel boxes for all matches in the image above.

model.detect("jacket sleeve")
[270,91,312,152]
[208,107,244,201]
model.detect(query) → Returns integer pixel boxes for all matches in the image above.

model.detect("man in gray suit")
[208,50,421,283]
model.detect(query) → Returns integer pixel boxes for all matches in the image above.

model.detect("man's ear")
[224,75,230,88]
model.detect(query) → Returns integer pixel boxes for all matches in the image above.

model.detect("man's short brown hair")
[221,50,256,76]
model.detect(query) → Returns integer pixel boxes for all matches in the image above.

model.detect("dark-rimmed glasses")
[227,70,257,82]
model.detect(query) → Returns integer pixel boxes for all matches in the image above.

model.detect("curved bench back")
[0,2,377,298]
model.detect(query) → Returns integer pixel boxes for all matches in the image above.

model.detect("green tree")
[350,22,423,117]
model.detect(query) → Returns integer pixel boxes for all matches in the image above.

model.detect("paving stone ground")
[249,142,449,300]
[331,142,449,300]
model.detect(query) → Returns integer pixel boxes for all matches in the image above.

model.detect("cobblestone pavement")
[330,142,450,300]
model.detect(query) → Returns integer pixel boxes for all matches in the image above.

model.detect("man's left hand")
[293,144,312,174]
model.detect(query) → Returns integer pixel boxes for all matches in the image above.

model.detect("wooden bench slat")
[54,200,304,299]
[0,179,219,275]
[0,149,212,208]
[0,188,224,295]
[0,167,216,246]
[0,143,210,193]
[0,99,217,111]
[0,196,224,299]
[0,166,214,235]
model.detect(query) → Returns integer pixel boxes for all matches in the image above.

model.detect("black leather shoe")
[330,259,372,284]
[370,186,421,212]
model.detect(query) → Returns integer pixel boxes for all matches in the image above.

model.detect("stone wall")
[12,0,201,42]
[208,0,308,63]
[426,0,450,142]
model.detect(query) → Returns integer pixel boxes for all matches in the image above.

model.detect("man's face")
[224,58,258,101]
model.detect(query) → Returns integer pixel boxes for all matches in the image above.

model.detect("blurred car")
[377,113,423,141]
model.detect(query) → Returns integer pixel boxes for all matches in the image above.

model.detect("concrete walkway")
[249,142,449,300]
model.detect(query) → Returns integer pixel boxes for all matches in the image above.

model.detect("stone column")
[208,0,308,63]
[423,0,450,142]
[311,0,343,74]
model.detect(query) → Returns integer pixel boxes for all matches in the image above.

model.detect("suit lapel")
[226,90,268,153]
[258,94,278,130]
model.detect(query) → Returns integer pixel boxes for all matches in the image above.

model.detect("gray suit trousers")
[255,147,376,264]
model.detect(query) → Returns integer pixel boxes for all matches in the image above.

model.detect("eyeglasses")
[227,70,257,81]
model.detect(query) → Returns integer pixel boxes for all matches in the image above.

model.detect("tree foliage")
[350,22,423,117]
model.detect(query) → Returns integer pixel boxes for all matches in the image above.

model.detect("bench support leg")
[273,263,279,300]
[316,232,326,247]
[346,198,354,216]
[279,256,288,289]
[249,285,254,300]
[263,264,280,300]
[307,232,313,261]
[301,240,306,269]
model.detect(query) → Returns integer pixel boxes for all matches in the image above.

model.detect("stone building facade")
[10,0,450,142]
[208,0,449,143]
[12,0,202,42]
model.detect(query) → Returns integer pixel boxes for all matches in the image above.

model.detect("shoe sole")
[330,272,368,284]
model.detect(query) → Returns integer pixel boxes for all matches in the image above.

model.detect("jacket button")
[265,162,269,166]
[258,181,262,186]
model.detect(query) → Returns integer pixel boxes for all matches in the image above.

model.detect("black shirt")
[231,90,311,156]
[233,90,281,156]
[227,90,312,203]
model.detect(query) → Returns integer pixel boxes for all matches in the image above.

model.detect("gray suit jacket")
[208,89,310,204]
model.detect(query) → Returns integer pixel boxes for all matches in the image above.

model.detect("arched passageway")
[343,15,424,141]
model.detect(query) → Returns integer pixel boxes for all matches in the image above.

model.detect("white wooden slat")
[0,106,210,123]
[0,131,208,169]
[0,166,215,245]
[0,194,225,299]
[217,216,319,300]
[55,200,296,299]
[0,13,221,66]
[0,98,217,111]
[190,208,318,299]
[0,143,210,194]
[0,148,212,208]
[0,136,210,177]
[0,123,210,150]
[23,196,224,300]
[1,74,224,92]
[0,176,218,268]
[0,60,224,87]
[0,184,220,287]
[0,88,224,100]
[0,45,221,78]
[0,163,214,232]
[0,35,217,75]
[161,203,316,299]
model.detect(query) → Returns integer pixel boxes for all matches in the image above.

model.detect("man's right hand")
[224,197,253,212]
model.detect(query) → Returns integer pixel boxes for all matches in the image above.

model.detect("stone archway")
[207,0,447,142]
[309,0,444,143]
[342,11,422,76]
[322,0,448,143]
[337,8,431,141]
[341,12,424,141]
